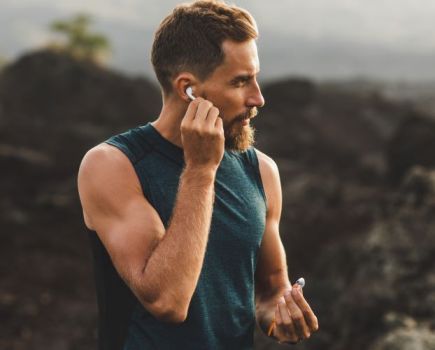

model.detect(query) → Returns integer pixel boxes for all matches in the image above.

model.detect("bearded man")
[78,1,318,349]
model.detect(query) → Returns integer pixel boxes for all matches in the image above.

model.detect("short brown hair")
[151,0,258,94]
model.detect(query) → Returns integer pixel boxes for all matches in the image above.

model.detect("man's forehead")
[218,40,260,76]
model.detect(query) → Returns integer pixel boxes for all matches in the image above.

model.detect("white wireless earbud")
[296,277,305,288]
[186,86,196,101]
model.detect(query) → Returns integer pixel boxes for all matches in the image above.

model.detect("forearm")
[141,165,216,313]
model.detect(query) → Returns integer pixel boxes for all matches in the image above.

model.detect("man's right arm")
[78,98,224,324]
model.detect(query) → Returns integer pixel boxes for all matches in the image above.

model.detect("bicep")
[78,144,165,294]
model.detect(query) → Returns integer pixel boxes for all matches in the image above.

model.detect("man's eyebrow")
[230,71,260,83]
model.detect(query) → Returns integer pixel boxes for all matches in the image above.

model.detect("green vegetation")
[0,55,8,71]
[49,13,111,65]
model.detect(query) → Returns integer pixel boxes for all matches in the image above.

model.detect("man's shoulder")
[78,143,135,190]
[81,143,131,171]
[254,148,279,175]
[252,149,282,211]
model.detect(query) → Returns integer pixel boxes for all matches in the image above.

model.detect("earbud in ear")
[186,86,196,101]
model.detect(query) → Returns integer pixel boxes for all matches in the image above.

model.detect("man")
[78,1,318,349]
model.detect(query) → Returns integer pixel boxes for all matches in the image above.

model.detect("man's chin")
[224,125,255,152]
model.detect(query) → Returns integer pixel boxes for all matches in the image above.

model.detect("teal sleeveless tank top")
[104,122,267,349]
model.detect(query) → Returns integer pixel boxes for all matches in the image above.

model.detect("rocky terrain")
[1,50,434,350]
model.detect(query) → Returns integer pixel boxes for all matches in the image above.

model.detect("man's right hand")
[180,97,225,171]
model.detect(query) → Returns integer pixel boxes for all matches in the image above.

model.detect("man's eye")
[233,80,246,87]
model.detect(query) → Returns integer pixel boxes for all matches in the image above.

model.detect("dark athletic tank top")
[89,122,267,350]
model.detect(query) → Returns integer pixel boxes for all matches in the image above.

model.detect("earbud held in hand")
[295,277,305,288]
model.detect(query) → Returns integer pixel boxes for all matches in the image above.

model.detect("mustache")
[234,107,258,122]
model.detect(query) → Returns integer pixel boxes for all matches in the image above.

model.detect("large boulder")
[0,50,160,175]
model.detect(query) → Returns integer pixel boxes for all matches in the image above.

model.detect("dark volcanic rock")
[337,166,435,349]
[253,80,435,350]
[387,114,435,184]
[0,50,160,175]
[371,314,435,350]
[0,50,160,350]
[2,52,435,350]
[254,79,413,183]
[260,78,317,110]
[0,49,161,212]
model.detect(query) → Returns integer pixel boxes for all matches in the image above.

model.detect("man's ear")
[173,73,197,102]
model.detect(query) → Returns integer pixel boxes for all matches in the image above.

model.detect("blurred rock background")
[2,3,435,348]
[1,49,434,350]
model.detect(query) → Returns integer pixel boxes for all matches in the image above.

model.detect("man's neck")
[151,98,187,148]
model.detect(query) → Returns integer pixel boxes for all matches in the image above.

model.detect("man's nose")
[247,81,265,108]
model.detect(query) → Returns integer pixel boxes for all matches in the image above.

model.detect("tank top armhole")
[246,147,267,205]
[104,137,157,210]
[105,137,138,165]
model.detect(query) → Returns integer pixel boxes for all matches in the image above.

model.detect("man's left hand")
[270,283,319,344]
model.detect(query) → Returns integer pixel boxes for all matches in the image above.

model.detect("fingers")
[186,98,222,132]
[183,97,213,121]
[292,284,319,332]
[205,106,220,127]
[215,116,223,130]
[275,302,282,327]
[194,99,214,122]
[183,97,203,122]
[277,297,298,343]
[284,288,311,340]
[271,283,319,345]
[180,97,225,169]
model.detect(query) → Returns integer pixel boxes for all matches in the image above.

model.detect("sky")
[1,0,435,82]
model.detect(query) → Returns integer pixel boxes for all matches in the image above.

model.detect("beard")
[224,107,258,152]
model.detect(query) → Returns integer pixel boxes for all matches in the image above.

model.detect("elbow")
[141,295,189,324]
[159,308,188,324]
[155,303,188,324]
